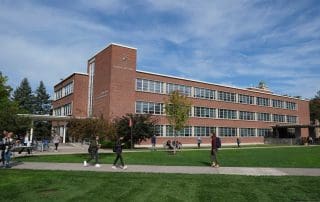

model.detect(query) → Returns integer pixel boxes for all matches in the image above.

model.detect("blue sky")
[0,0,319,99]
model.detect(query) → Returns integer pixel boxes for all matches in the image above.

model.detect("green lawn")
[0,169,319,202]
[17,146,320,168]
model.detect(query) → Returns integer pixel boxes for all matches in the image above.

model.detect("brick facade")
[52,43,310,146]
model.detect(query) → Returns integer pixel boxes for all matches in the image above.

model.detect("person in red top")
[211,132,221,168]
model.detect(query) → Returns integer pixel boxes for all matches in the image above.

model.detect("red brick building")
[52,43,310,146]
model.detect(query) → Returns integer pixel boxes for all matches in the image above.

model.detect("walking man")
[84,135,101,168]
[211,132,221,168]
[151,134,157,151]
[236,137,241,148]
[112,137,127,169]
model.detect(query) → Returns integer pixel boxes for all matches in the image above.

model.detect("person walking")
[83,135,101,168]
[210,132,221,168]
[3,132,14,168]
[151,134,157,151]
[236,137,241,148]
[53,134,61,152]
[197,136,202,149]
[112,137,127,169]
[1,130,8,167]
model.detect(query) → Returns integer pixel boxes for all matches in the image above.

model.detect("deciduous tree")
[165,90,191,153]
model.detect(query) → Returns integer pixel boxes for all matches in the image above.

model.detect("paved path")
[9,162,320,176]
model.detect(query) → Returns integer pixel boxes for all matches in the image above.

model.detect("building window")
[166,83,192,96]
[256,97,270,106]
[272,99,284,108]
[273,114,286,123]
[218,91,236,102]
[287,115,297,123]
[194,126,216,136]
[257,128,272,137]
[155,125,164,136]
[257,113,271,122]
[219,127,237,137]
[166,125,192,136]
[218,109,237,119]
[136,78,163,94]
[194,107,216,118]
[135,101,164,115]
[239,111,255,120]
[238,94,254,104]
[53,108,61,116]
[194,87,215,100]
[53,103,72,116]
[240,128,256,137]
[54,89,62,100]
[286,102,297,110]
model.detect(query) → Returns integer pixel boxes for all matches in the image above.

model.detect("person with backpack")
[211,132,221,168]
[83,135,101,168]
[112,137,127,169]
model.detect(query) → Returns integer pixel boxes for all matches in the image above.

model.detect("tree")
[34,81,51,115]
[315,90,320,99]
[114,114,157,148]
[310,90,320,122]
[0,72,30,134]
[165,90,191,154]
[67,117,111,142]
[33,81,52,139]
[0,72,12,100]
[13,78,35,113]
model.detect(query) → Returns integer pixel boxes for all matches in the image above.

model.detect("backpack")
[112,144,116,152]
[216,137,221,148]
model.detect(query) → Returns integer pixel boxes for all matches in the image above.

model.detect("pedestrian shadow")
[199,161,211,166]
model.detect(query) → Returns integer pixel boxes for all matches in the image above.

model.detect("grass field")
[0,169,319,202]
[17,146,320,168]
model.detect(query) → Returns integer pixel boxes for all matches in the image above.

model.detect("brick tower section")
[88,44,137,120]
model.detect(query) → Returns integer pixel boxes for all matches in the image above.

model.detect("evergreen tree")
[33,81,52,139]
[0,72,12,100]
[13,78,35,113]
[34,81,51,115]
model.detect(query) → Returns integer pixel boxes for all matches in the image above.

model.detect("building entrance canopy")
[17,114,84,143]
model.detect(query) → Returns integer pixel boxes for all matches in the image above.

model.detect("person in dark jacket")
[112,137,127,169]
[211,132,221,168]
[236,137,241,148]
[3,131,14,168]
[151,134,157,151]
[83,135,101,168]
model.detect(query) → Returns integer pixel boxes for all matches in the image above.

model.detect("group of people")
[1,131,14,168]
[1,130,62,168]
[165,139,182,150]
[83,132,222,169]
[83,136,127,169]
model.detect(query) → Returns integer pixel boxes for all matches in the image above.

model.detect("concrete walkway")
[10,162,320,176]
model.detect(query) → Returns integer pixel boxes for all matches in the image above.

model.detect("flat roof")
[88,43,137,61]
[136,70,308,101]
[54,72,88,88]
